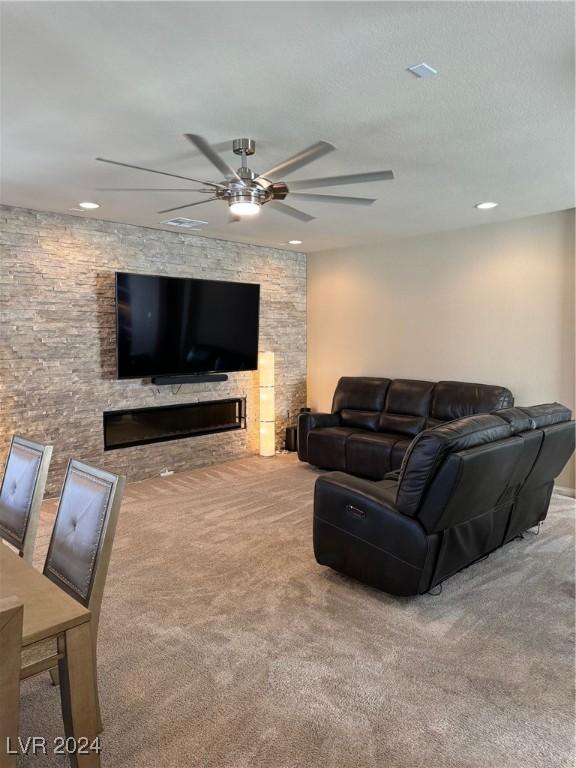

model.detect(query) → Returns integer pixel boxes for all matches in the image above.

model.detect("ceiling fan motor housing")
[228,188,264,210]
[232,138,255,156]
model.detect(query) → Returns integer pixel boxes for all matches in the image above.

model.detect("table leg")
[59,622,100,768]
[0,599,23,768]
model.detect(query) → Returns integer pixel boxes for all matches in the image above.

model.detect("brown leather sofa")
[313,403,575,595]
[298,377,514,479]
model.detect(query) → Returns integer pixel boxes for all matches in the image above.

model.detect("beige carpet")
[17,454,575,767]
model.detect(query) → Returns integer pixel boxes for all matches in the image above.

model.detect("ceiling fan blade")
[96,157,225,189]
[289,170,394,190]
[267,201,315,222]
[157,197,218,215]
[289,192,376,206]
[258,141,335,181]
[184,134,243,183]
[149,140,237,167]
[96,187,211,192]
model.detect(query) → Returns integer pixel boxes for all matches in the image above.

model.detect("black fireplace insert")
[103,398,246,450]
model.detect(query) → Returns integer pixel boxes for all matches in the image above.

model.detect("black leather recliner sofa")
[298,377,514,479]
[313,403,575,596]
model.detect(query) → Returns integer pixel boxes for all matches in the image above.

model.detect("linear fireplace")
[103,398,246,450]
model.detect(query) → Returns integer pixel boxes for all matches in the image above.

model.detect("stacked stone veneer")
[0,206,306,494]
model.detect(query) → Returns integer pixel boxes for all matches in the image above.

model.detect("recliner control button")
[346,504,366,519]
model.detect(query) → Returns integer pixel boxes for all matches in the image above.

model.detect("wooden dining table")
[0,543,101,767]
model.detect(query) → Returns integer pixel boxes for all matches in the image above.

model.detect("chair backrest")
[0,436,53,561]
[0,596,23,768]
[43,460,124,628]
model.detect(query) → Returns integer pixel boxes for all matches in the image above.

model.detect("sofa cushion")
[495,407,536,434]
[297,412,340,462]
[431,381,513,421]
[377,379,434,437]
[340,409,380,431]
[332,377,390,413]
[378,413,426,437]
[346,433,400,479]
[308,427,358,471]
[396,414,512,517]
[519,403,572,428]
[385,379,435,416]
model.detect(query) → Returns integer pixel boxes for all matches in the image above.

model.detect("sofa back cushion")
[378,413,425,437]
[378,379,435,437]
[430,381,513,421]
[396,414,512,518]
[340,409,380,431]
[516,405,574,489]
[519,402,572,428]
[494,407,536,434]
[332,377,390,413]
[416,436,525,533]
[496,403,573,491]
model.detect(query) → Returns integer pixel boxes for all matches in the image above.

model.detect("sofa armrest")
[313,472,429,571]
[297,411,340,462]
[315,472,399,515]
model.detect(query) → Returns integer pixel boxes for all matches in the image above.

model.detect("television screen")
[115,272,260,379]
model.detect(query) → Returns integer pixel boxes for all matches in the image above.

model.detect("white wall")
[307,209,575,487]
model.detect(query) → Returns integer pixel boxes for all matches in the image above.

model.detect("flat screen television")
[115,272,260,379]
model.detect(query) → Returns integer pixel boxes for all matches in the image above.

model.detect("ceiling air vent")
[161,217,208,229]
[407,62,438,78]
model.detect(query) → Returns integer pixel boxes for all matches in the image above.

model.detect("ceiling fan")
[96,135,394,222]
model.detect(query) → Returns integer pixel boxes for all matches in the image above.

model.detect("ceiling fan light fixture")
[229,201,260,216]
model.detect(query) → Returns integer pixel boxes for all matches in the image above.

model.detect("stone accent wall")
[0,206,306,494]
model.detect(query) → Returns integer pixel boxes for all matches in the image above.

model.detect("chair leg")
[59,622,100,767]
[88,619,102,733]
[92,645,102,733]
[55,625,102,732]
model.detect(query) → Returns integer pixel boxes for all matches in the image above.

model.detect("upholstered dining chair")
[0,596,23,768]
[20,460,125,734]
[0,435,53,561]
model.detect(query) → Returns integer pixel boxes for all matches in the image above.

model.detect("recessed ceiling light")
[475,201,499,210]
[288,240,303,245]
[407,63,438,78]
[78,201,100,210]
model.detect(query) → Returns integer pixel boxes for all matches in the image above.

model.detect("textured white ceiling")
[1,1,574,252]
